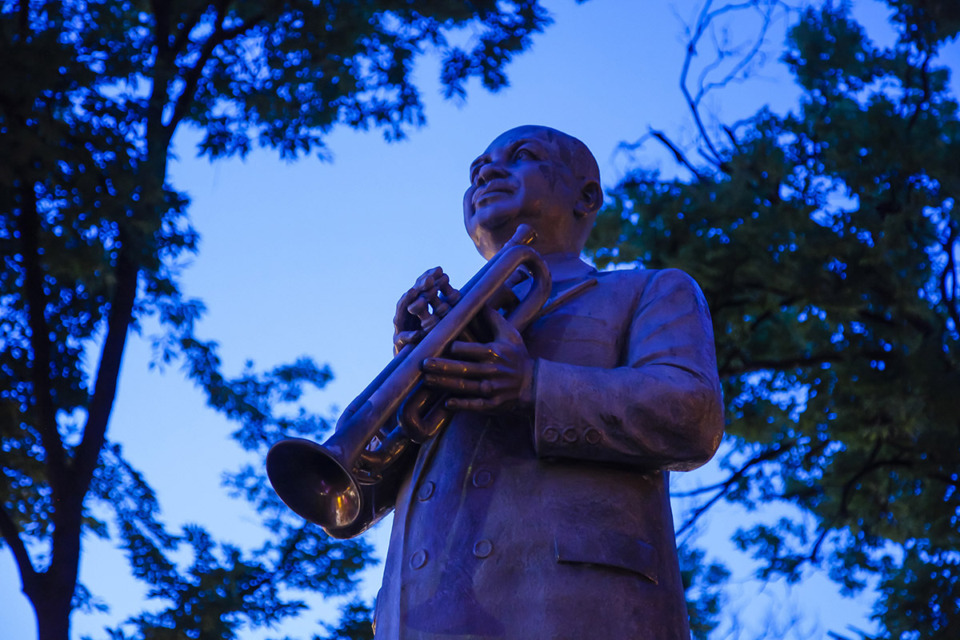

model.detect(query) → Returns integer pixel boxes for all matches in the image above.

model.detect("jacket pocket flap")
[554,528,659,584]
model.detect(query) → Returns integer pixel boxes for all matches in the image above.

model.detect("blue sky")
[3,1,957,638]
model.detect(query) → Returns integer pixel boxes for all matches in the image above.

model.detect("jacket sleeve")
[531,268,724,471]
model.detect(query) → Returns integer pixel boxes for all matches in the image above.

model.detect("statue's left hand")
[421,306,534,413]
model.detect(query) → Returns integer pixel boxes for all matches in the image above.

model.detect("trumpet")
[266,224,552,538]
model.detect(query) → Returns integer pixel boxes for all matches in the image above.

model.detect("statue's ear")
[574,179,603,219]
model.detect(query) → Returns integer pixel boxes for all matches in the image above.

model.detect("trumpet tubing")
[266,225,551,538]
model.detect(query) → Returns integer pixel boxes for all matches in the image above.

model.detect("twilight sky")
[4,1,956,638]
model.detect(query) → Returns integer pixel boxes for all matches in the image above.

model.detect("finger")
[447,341,501,362]
[422,375,486,395]
[394,289,422,330]
[436,274,461,306]
[396,287,419,311]
[426,288,452,319]
[420,313,439,332]
[399,268,441,310]
[394,329,423,352]
[444,393,511,412]
[407,296,435,328]
[396,280,436,331]
[414,267,443,289]
[423,375,512,396]
[399,268,442,316]
[431,300,452,319]
[422,357,502,378]
[482,305,524,346]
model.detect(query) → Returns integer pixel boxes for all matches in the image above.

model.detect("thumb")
[482,304,523,346]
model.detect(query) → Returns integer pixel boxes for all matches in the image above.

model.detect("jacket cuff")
[532,358,605,457]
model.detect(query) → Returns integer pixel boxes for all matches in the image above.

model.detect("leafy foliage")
[318,600,376,640]
[679,542,731,640]
[0,1,555,639]
[587,1,959,637]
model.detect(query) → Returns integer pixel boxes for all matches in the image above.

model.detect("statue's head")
[463,125,602,259]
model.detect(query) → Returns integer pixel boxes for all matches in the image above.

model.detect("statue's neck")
[541,252,595,283]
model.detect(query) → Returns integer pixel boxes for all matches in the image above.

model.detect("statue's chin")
[471,224,517,260]
[475,202,523,231]
[469,209,534,258]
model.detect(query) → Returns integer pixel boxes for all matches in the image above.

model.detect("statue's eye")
[514,148,535,160]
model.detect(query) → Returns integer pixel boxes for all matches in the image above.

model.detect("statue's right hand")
[393,267,460,355]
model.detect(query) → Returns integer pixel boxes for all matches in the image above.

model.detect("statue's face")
[464,126,586,259]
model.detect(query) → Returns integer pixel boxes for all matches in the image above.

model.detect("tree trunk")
[29,574,73,640]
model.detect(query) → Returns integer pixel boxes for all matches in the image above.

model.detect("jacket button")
[584,428,602,444]
[562,428,579,443]
[542,427,559,443]
[417,481,435,501]
[473,539,493,559]
[410,549,428,569]
[472,469,493,488]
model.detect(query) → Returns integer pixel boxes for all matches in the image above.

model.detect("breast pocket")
[526,312,621,367]
[553,526,659,584]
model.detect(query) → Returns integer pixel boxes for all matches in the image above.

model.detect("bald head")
[464,126,603,258]
[507,125,600,187]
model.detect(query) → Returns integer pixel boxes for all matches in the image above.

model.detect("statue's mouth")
[472,180,514,208]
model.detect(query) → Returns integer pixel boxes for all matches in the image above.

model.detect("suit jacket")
[373,256,724,640]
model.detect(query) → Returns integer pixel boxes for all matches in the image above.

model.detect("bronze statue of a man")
[372,125,725,639]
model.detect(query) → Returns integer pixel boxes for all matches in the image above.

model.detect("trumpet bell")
[266,438,361,529]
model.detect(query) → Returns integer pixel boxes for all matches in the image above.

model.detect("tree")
[587,0,959,637]
[0,1,559,639]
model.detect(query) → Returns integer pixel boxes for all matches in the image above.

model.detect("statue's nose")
[476,161,508,186]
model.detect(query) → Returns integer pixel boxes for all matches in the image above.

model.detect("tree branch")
[675,441,794,537]
[679,0,724,165]
[75,249,139,497]
[930,471,960,488]
[0,505,37,587]
[165,4,267,134]
[719,352,844,376]
[808,519,834,563]
[17,0,27,39]
[858,304,935,337]
[649,128,705,180]
[695,2,778,105]
[18,186,65,484]
[679,0,790,169]
[722,124,741,150]
[906,50,932,131]
[170,4,211,57]
[151,0,171,58]
[838,440,910,521]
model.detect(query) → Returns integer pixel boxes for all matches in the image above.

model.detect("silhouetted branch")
[722,124,741,149]
[0,506,36,585]
[170,4,210,56]
[649,129,705,180]
[808,520,834,564]
[694,4,777,104]
[679,0,791,167]
[77,250,139,496]
[906,50,933,131]
[19,188,65,483]
[930,471,960,488]
[151,0,171,58]
[719,352,844,377]
[675,441,794,537]
[166,4,267,133]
